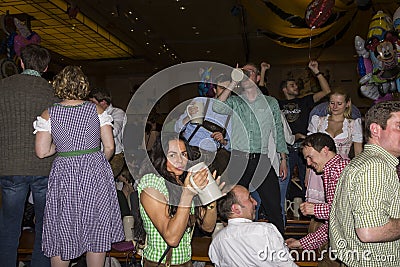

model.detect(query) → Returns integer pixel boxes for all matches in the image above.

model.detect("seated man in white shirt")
[209,185,298,267]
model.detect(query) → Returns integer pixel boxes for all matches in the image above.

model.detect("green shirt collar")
[22,69,41,77]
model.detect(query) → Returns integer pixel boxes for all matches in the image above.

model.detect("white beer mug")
[187,101,205,124]
[123,215,134,241]
[293,197,303,218]
[231,68,244,82]
[188,162,223,205]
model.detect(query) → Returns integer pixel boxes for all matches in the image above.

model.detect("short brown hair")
[88,88,112,104]
[53,66,90,100]
[217,189,239,223]
[365,101,400,139]
[20,44,50,72]
[301,132,337,154]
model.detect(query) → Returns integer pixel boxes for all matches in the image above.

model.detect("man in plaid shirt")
[285,133,349,260]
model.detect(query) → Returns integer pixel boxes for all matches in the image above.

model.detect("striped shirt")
[212,93,288,155]
[330,144,400,267]
[137,173,194,265]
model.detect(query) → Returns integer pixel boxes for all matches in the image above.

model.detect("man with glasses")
[213,63,288,235]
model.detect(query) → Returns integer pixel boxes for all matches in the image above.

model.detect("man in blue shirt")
[175,73,232,176]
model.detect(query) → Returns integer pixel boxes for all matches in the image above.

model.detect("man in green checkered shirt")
[330,101,400,267]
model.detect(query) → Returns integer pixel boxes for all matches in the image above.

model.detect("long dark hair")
[138,134,205,231]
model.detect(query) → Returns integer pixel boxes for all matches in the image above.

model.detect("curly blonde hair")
[53,66,90,100]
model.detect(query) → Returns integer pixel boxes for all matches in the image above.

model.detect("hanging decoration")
[13,18,41,57]
[198,67,215,97]
[241,0,399,49]
[305,0,335,29]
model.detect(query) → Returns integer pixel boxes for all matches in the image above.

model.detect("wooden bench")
[285,213,311,238]
[18,230,317,266]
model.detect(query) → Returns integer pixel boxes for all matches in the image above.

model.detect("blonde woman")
[306,89,363,203]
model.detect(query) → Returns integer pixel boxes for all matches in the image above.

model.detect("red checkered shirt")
[299,154,350,250]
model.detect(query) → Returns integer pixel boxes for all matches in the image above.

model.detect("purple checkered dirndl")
[42,101,124,260]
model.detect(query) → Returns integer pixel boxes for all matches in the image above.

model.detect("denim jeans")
[279,160,291,226]
[0,176,50,267]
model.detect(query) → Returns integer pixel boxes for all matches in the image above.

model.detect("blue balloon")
[358,56,366,76]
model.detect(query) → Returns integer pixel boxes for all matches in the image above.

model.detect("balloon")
[360,84,379,100]
[367,11,393,40]
[393,6,400,32]
[13,32,41,56]
[357,57,366,77]
[364,58,373,74]
[305,0,335,28]
[354,36,369,58]
[198,67,215,97]
[374,39,399,81]
[357,57,373,77]
[356,11,400,101]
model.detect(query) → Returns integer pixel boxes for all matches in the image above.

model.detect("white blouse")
[33,111,113,134]
[308,115,363,158]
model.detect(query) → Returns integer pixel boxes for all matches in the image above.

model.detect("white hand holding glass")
[188,162,223,205]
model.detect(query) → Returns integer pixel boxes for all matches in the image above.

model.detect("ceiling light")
[135,17,139,21]
[195,31,200,35]
[146,42,150,45]
[158,52,161,55]
[206,50,211,54]
[2,0,134,60]
[179,6,186,10]
[130,29,134,32]
[128,11,133,15]
[192,26,197,30]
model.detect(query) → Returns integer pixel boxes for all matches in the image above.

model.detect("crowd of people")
[1,43,399,267]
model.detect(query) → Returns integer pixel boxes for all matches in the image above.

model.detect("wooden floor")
[18,215,317,266]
